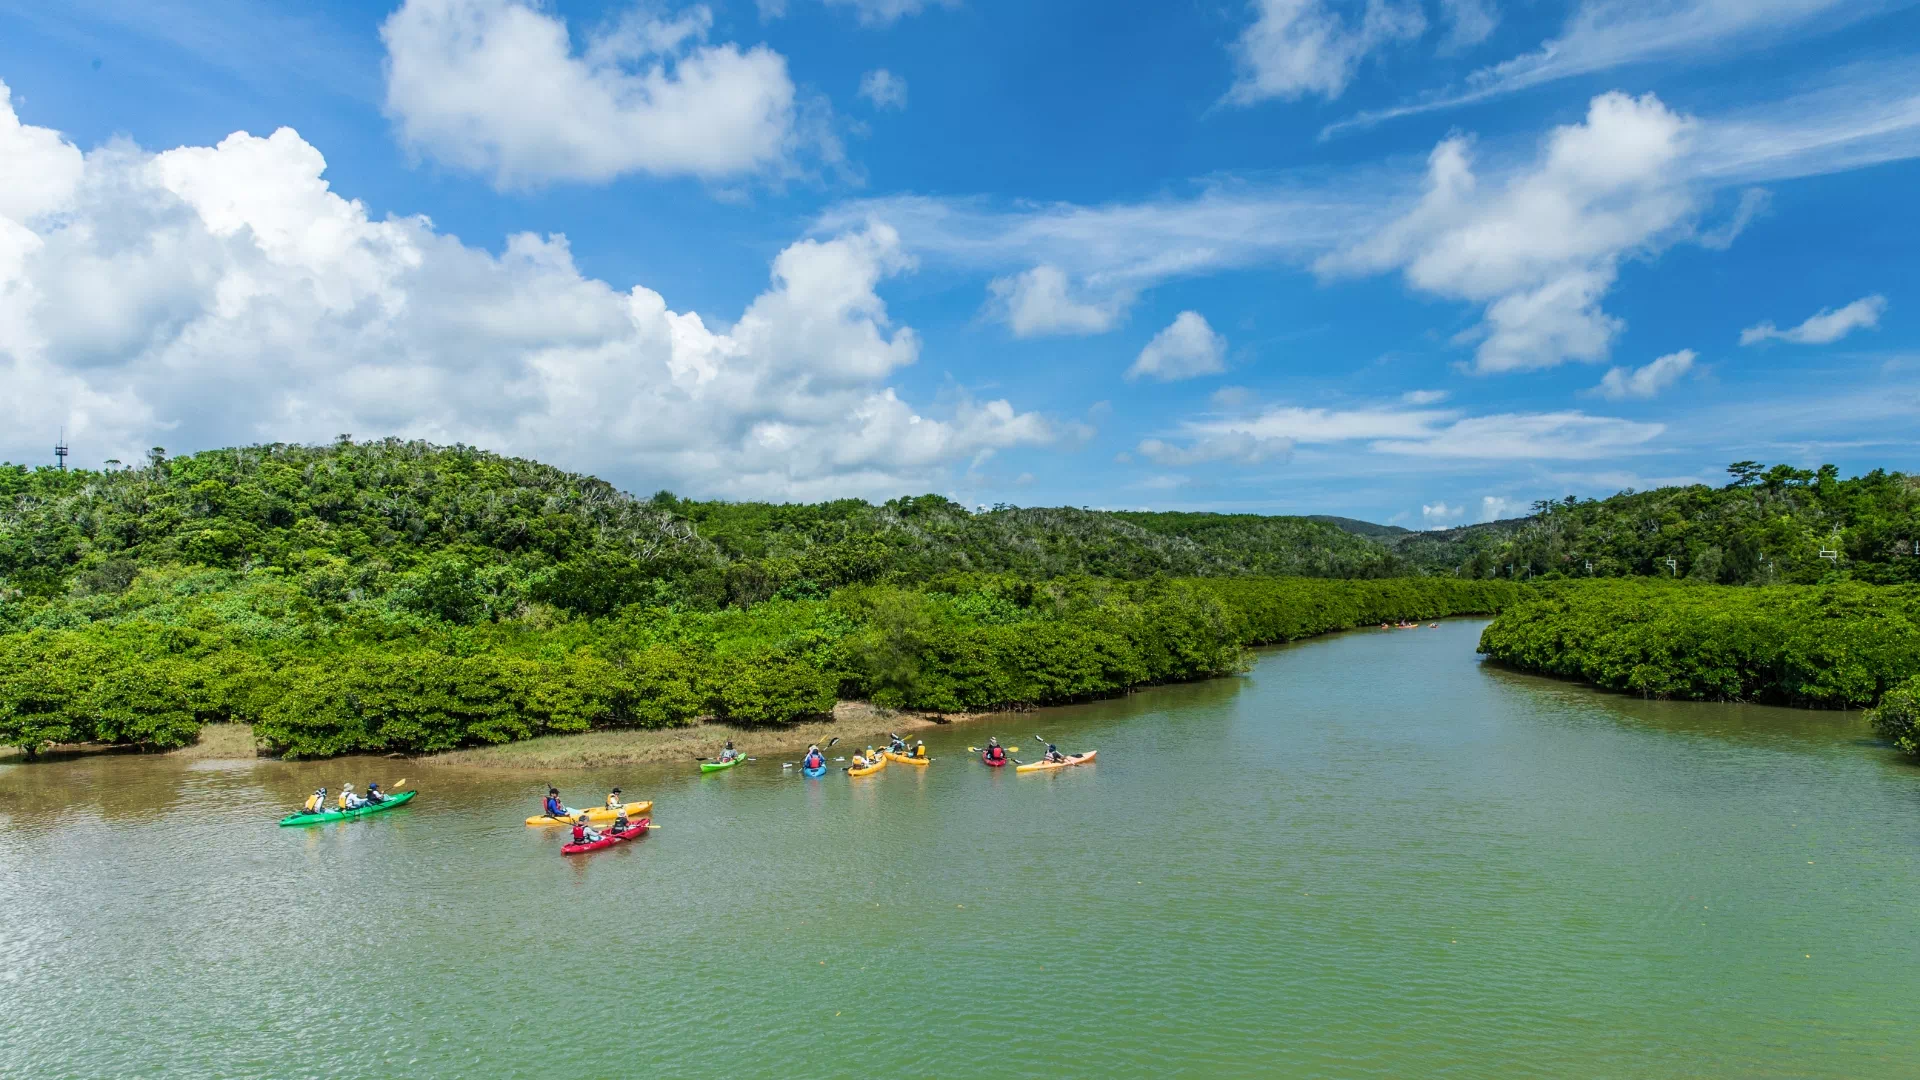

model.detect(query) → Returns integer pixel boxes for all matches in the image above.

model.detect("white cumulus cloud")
[1321,91,1697,373]
[1225,0,1427,104]
[1739,294,1887,346]
[987,264,1128,337]
[381,0,810,187]
[1127,311,1227,381]
[1421,501,1462,523]
[858,69,908,110]
[0,81,1053,500]
[1480,494,1520,520]
[1595,348,1695,399]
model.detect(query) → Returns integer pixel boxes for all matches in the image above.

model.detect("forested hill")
[0,439,1415,618]
[3,443,1915,617]
[1465,462,1920,585]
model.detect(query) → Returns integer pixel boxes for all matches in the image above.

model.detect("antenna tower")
[54,431,69,471]
[1818,527,1841,565]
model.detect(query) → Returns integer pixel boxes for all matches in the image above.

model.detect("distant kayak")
[701,757,745,773]
[1015,751,1097,774]
[848,754,887,778]
[526,800,652,827]
[279,790,417,826]
[981,751,1008,767]
[562,817,650,855]
[883,751,930,767]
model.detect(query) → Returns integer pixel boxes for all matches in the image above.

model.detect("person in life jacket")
[610,805,632,834]
[886,733,908,756]
[338,783,362,810]
[302,788,327,814]
[1042,742,1066,764]
[543,787,571,819]
[718,740,739,763]
[803,745,825,770]
[984,738,1007,764]
[605,787,625,811]
[364,782,386,805]
[571,814,604,846]
[911,739,927,759]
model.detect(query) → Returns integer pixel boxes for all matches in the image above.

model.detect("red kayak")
[562,817,650,855]
[981,751,1008,767]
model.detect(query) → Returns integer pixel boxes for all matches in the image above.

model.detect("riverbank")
[0,704,991,770]
[425,701,980,770]
[0,721,262,764]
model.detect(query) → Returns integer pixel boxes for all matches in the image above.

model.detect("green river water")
[4,621,1920,1077]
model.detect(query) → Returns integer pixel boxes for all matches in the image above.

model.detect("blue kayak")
[802,761,827,777]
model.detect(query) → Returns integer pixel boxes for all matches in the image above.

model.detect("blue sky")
[0,0,1915,525]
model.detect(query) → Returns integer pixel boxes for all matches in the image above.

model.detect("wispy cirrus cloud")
[1177,401,1664,460]
[759,0,955,26]
[1321,0,1899,138]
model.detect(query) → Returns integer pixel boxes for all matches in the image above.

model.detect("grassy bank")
[1477,580,1920,708]
[425,702,952,770]
[0,721,260,764]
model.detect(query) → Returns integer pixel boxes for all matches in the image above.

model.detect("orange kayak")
[1015,751,1096,773]
[848,754,888,777]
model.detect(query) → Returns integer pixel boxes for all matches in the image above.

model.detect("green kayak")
[278,790,417,827]
[700,756,745,774]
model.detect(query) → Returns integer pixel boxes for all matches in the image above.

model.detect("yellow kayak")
[1015,751,1097,773]
[848,755,888,777]
[526,800,652,826]
[883,751,930,767]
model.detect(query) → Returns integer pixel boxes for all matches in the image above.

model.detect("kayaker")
[543,787,572,819]
[611,805,632,834]
[886,733,908,756]
[911,739,927,759]
[984,738,1007,765]
[571,814,604,846]
[605,787,624,811]
[1042,742,1066,764]
[302,788,327,814]
[364,782,386,806]
[340,783,366,810]
[803,745,825,770]
[718,740,740,764]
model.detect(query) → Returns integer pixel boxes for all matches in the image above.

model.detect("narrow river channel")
[4,621,1917,1077]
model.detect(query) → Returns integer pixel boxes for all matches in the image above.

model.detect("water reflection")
[1478,662,1878,750]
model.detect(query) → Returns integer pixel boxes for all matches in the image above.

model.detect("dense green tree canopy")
[3,438,1914,759]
